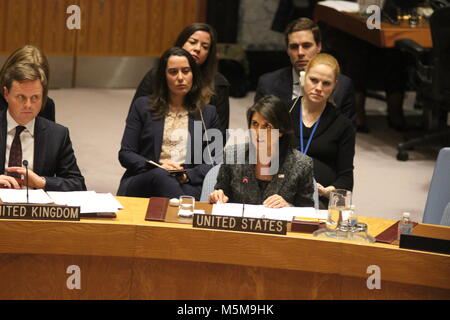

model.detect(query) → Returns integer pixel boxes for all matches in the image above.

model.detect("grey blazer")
[214,144,314,207]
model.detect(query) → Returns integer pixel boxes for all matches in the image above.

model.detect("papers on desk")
[212,203,327,222]
[47,191,123,214]
[318,1,359,12]
[0,189,123,214]
[0,189,53,204]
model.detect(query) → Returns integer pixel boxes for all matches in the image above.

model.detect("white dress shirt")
[292,68,304,100]
[5,110,35,172]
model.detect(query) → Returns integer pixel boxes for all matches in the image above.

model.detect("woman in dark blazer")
[209,95,314,208]
[131,23,229,139]
[289,53,355,206]
[118,47,220,200]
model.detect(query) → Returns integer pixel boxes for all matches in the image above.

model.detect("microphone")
[241,177,249,217]
[22,160,29,203]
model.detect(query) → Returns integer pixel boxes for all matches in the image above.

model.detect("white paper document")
[0,189,53,204]
[212,203,326,221]
[318,1,359,12]
[46,191,123,214]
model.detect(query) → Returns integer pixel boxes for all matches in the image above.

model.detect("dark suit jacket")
[215,144,314,207]
[118,96,221,195]
[0,95,56,122]
[291,101,355,193]
[0,110,86,191]
[131,68,230,138]
[255,66,356,125]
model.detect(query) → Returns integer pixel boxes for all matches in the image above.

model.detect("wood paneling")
[0,197,449,299]
[0,254,132,299]
[0,0,77,55]
[76,0,206,56]
[0,0,207,57]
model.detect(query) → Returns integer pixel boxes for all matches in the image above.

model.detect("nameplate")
[0,204,80,221]
[192,214,287,235]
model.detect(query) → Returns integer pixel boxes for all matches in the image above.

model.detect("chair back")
[430,6,450,109]
[200,164,222,202]
[423,148,450,225]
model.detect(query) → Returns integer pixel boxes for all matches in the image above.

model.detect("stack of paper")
[212,203,327,222]
[46,191,123,214]
[0,189,123,214]
[0,189,53,204]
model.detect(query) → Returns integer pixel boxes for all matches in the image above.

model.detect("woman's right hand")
[160,161,183,171]
[208,189,229,204]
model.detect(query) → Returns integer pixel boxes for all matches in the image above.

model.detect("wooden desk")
[314,5,432,48]
[0,197,449,299]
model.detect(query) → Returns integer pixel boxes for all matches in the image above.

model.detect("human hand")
[317,183,335,198]
[160,161,183,171]
[175,173,189,184]
[5,167,46,189]
[263,194,289,208]
[208,189,229,204]
[0,174,21,189]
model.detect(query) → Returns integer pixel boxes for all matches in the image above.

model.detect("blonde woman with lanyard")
[289,53,355,208]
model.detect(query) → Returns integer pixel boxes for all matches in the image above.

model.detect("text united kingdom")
[0,204,80,221]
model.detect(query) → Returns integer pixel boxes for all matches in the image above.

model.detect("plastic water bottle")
[398,212,413,240]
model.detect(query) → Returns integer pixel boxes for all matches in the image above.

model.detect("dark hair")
[150,47,203,119]
[284,17,321,47]
[174,23,218,101]
[246,95,295,164]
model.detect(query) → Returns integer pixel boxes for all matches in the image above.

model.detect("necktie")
[8,125,26,178]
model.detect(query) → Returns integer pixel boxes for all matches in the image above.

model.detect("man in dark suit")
[0,63,86,191]
[255,17,356,125]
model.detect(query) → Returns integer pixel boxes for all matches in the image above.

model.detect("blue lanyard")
[299,101,320,155]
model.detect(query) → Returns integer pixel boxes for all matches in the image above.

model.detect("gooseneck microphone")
[22,160,29,203]
[242,177,249,217]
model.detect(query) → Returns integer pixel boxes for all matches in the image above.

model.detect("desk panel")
[0,197,448,299]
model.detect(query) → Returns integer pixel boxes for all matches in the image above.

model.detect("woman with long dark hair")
[209,95,314,208]
[118,47,220,199]
[131,23,229,139]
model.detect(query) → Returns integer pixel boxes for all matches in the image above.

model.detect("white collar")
[6,110,35,137]
[292,68,300,85]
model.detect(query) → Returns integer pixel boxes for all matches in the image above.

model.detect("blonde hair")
[0,45,49,104]
[305,53,340,81]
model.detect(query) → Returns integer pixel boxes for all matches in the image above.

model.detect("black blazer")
[118,96,221,195]
[0,110,86,191]
[255,66,356,125]
[130,68,230,138]
[0,95,56,122]
[291,101,355,193]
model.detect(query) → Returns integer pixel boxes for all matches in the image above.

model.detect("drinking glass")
[178,195,195,218]
[327,189,352,230]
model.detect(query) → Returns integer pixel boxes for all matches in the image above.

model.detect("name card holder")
[192,214,287,235]
[0,203,80,221]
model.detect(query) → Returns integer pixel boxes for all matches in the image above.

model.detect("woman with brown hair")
[118,47,220,199]
[131,23,229,140]
[209,95,314,208]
